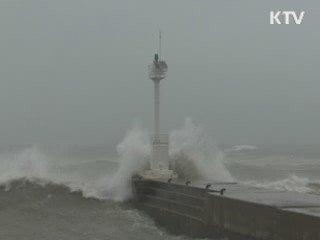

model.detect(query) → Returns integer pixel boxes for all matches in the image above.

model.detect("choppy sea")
[1,122,320,239]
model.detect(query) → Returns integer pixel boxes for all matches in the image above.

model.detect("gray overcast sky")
[0,0,319,146]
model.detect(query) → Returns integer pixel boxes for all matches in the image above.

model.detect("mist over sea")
[1,119,320,240]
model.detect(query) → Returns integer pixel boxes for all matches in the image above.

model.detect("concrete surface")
[132,178,320,240]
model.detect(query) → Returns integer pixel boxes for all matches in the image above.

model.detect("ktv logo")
[270,11,305,25]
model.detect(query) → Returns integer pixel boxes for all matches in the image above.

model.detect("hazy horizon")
[1,0,319,146]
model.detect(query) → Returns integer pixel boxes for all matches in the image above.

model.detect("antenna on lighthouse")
[143,32,177,179]
[159,30,162,61]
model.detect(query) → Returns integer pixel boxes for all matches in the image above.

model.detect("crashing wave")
[0,118,235,202]
[243,175,320,194]
[224,145,257,152]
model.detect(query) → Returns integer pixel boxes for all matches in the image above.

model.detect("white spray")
[106,118,234,200]
[0,146,49,185]
[0,119,234,201]
[106,126,151,201]
[169,118,234,182]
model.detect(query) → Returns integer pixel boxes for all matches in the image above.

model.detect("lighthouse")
[143,36,177,179]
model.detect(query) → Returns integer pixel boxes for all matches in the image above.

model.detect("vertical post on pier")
[144,36,177,179]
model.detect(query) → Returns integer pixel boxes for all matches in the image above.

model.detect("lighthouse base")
[142,169,177,180]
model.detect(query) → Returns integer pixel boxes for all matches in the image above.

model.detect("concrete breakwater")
[132,179,320,240]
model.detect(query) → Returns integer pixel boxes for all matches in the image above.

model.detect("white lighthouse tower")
[143,35,177,179]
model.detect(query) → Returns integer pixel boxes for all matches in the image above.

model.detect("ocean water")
[1,121,320,239]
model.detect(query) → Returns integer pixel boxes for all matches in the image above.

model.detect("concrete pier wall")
[132,179,320,240]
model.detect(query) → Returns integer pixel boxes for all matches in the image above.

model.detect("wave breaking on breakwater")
[1,119,320,202]
[0,118,234,202]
